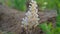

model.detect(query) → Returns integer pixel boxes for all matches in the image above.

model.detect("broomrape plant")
[21,0,39,29]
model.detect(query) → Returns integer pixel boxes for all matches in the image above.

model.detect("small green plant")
[38,21,60,34]
[38,22,52,34]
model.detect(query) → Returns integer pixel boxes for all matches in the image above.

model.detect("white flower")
[25,11,31,16]
[25,17,28,22]
[29,2,32,4]
[21,0,40,29]
[22,18,25,21]
[34,4,37,7]
[29,5,31,8]
[35,9,38,13]
[35,14,39,17]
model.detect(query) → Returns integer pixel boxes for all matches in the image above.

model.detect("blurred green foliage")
[0,0,27,11]
[38,22,60,34]
[0,0,60,12]
[38,22,52,34]
[56,15,60,27]
[14,0,26,11]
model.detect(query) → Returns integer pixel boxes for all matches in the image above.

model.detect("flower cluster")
[21,0,39,29]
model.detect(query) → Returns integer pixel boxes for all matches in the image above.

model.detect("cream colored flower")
[21,0,40,29]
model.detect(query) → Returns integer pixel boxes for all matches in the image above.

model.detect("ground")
[0,5,57,34]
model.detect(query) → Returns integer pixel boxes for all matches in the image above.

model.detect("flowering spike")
[21,0,39,29]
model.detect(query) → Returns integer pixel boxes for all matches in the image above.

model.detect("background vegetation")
[0,0,60,34]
